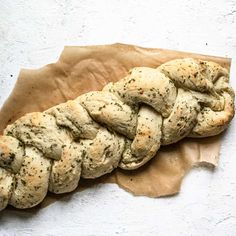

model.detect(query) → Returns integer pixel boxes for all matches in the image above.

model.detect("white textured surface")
[0,0,236,235]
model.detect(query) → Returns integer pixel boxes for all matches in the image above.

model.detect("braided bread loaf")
[0,58,234,211]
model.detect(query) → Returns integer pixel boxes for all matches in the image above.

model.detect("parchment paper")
[0,43,231,208]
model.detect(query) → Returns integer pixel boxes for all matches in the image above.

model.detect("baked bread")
[0,58,234,211]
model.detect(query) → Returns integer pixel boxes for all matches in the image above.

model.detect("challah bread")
[0,58,234,211]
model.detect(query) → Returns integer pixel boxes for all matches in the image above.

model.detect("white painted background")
[0,0,236,235]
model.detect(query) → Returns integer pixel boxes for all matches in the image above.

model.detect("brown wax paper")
[0,43,231,206]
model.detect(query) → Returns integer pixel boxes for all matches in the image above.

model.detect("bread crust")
[0,58,234,210]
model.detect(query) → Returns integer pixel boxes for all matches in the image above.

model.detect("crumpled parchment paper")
[0,43,231,208]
